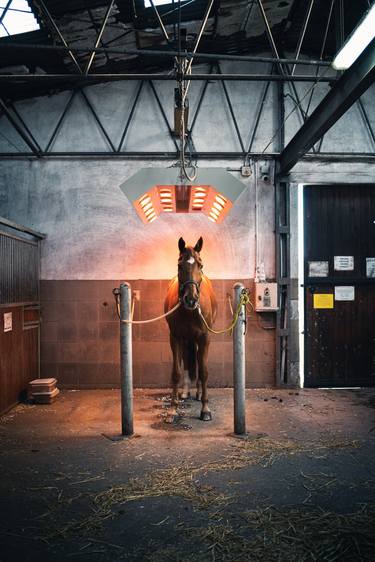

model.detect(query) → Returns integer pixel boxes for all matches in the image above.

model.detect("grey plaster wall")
[0,158,275,280]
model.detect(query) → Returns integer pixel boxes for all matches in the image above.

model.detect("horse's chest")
[168,310,204,339]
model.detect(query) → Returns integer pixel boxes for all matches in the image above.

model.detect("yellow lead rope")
[114,289,250,332]
[116,299,181,324]
[198,289,251,334]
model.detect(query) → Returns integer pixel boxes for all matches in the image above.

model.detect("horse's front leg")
[181,370,191,400]
[195,379,201,402]
[197,335,211,421]
[181,342,191,400]
[166,335,182,423]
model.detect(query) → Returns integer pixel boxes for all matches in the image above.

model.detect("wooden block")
[29,377,57,387]
[28,378,58,400]
[33,388,60,404]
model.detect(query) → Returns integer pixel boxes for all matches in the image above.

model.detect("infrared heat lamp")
[120,168,246,225]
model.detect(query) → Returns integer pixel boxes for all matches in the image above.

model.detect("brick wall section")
[40,280,275,389]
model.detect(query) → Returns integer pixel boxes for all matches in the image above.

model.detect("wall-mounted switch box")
[254,282,278,311]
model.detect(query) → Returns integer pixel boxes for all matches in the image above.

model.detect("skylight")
[144,0,173,7]
[0,0,39,37]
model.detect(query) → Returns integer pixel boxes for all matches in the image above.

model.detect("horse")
[164,236,217,423]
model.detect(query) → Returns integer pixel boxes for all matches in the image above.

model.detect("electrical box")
[241,166,252,177]
[254,282,278,311]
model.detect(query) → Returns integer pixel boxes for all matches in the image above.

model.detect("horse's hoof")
[200,411,212,421]
[195,394,201,401]
[181,392,191,400]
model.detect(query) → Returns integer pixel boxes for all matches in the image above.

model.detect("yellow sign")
[313,293,334,309]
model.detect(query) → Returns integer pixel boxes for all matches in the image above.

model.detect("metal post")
[233,282,246,435]
[120,282,134,436]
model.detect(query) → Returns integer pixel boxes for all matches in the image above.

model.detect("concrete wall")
[1,60,375,388]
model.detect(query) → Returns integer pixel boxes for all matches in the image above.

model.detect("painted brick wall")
[40,279,275,389]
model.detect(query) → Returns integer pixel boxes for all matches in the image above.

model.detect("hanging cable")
[261,64,331,154]
[173,0,214,182]
[180,77,197,182]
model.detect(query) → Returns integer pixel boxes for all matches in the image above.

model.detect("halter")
[179,279,201,301]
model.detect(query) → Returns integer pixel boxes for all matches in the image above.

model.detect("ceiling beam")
[84,0,115,75]
[36,0,82,73]
[0,42,332,67]
[0,98,41,156]
[0,73,335,82]
[0,152,374,162]
[278,37,375,176]
[0,0,12,24]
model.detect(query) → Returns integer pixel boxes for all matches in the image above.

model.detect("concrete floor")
[1,388,375,561]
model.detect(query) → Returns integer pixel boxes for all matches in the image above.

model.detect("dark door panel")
[304,185,375,387]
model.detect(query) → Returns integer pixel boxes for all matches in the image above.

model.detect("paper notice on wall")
[3,312,12,332]
[313,294,334,309]
[335,286,355,301]
[334,256,354,271]
[366,258,375,278]
[308,261,329,277]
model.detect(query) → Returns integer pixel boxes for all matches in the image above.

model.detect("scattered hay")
[94,464,231,514]
[195,504,375,562]
[249,503,375,561]
[204,435,361,472]
[88,436,360,531]
[41,436,361,540]
[0,403,35,424]
[43,464,231,539]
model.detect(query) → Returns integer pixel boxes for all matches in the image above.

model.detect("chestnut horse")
[164,237,217,422]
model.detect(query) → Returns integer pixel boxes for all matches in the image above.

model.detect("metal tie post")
[120,282,134,436]
[233,282,247,435]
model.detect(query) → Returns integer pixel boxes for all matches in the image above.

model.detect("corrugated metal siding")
[0,232,39,305]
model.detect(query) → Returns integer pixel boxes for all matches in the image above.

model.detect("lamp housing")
[120,168,246,224]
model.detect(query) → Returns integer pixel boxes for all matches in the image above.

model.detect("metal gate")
[304,185,375,387]
[0,218,45,414]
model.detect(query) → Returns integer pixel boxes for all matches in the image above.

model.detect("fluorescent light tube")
[332,4,375,70]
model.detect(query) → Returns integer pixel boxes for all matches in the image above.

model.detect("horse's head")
[178,236,203,311]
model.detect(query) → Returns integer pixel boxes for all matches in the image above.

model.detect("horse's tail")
[182,340,197,381]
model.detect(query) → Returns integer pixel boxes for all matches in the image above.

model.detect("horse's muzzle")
[182,295,199,310]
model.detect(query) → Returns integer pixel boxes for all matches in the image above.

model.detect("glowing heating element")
[134,184,233,223]
[204,191,232,224]
[190,185,209,212]
[189,186,233,223]
[157,186,176,213]
[133,187,161,224]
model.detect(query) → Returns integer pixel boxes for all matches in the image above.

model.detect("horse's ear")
[178,237,186,253]
[194,237,203,253]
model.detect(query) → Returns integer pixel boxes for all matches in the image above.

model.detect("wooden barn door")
[304,185,375,388]
[0,223,42,414]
